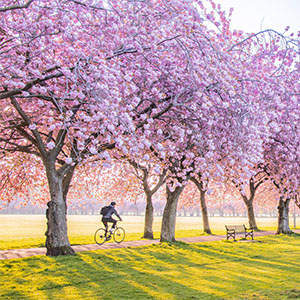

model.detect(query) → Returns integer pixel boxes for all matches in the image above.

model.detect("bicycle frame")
[94,222,125,245]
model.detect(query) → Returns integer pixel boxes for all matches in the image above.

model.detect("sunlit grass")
[1,234,300,299]
[0,214,299,250]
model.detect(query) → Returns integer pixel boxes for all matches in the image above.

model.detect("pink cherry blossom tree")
[0,0,179,254]
[226,21,300,233]
[231,166,269,231]
[2,0,249,252]
[128,159,167,238]
[1,0,299,252]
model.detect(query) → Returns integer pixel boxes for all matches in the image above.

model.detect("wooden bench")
[225,225,254,241]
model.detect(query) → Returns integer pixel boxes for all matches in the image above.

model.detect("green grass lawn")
[1,234,300,299]
[1,214,299,250]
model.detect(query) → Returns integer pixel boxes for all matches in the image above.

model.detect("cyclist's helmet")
[111,201,116,206]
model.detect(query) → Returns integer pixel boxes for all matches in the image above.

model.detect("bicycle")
[94,223,125,245]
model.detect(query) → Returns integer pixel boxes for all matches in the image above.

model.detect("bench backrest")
[225,225,246,232]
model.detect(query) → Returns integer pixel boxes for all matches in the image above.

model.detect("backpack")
[100,205,110,216]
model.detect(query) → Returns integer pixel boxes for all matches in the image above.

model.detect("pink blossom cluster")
[0,0,299,201]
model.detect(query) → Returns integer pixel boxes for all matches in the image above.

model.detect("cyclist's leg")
[111,218,117,229]
[105,218,116,233]
[102,219,108,236]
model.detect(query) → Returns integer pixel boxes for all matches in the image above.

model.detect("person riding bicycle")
[102,201,122,234]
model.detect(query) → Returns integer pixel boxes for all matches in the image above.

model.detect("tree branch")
[0,0,35,12]
[0,71,64,100]
[10,97,47,157]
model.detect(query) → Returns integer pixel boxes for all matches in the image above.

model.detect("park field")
[1,234,300,299]
[1,214,299,250]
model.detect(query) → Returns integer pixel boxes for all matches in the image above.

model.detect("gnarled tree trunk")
[160,184,185,242]
[277,197,293,234]
[242,195,259,231]
[45,160,75,256]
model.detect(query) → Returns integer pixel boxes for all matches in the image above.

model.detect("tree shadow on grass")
[74,249,226,300]
[1,250,224,300]
[116,240,300,298]
[1,235,300,300]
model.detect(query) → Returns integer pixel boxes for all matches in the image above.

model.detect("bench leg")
[245,232,254,240]
[245,233,254,240]
[227,232,236,241]
[227,232,236,242]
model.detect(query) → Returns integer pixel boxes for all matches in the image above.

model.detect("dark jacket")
[103,205,121,220]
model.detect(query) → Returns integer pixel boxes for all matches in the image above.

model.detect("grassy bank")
[0,214,298,250]
[1,234,300,299]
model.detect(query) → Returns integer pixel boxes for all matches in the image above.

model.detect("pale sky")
[216,0,300,34]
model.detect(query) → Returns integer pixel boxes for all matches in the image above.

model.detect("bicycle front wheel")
[113,227,125,243]
[94,228,106,245]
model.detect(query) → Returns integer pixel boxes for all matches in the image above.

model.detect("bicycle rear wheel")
[113,227,125,243]
[94,228,106,245]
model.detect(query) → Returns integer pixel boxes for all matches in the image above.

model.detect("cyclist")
[102,201,122,234]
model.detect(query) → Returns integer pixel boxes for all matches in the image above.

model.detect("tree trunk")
[128,160,166,240]
[45,165,75,256]
[190,177,212,234]
[200,189,212,234]
[160,185,185,242]
[277,197,293,234]
[239,177,267,231]
[242,196,259,230]
[143,193,154,239]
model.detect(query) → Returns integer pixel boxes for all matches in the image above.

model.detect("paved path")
[1,230,299,260]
